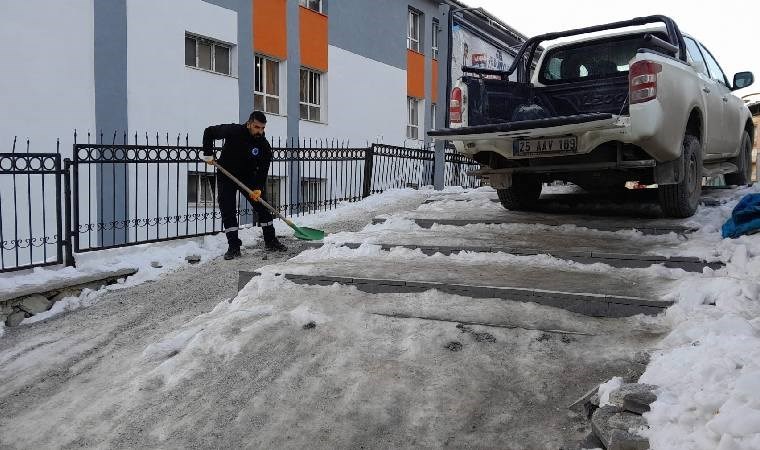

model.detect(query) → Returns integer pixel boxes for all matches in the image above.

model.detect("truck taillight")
[629,60,662,104]
[450,87,463,123]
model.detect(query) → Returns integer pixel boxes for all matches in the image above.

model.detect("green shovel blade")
[292,226,325,241]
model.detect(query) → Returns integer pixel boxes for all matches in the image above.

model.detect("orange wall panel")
[432,59,439,103]
[407,50,424,99]
[299,6,328,72]
[253,0,287,59]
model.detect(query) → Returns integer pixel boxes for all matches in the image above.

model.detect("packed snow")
[2,182,760,448]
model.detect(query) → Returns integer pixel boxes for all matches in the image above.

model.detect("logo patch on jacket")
[251,147,260,156]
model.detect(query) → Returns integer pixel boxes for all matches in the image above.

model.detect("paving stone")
[592,406,649,450]
[19,295,52,314]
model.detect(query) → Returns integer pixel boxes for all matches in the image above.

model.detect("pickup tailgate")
[428,113,618,141]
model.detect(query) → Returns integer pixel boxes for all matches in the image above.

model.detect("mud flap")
[487,173,513,189]
[654,154,684,186]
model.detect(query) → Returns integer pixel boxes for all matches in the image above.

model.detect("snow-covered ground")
[1,183,759,448]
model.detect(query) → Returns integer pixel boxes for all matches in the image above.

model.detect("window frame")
[407,9,421,53]
[697,41,729,87]
[684,37,709,77]
[298,0,323,13]
[431,19,440,60]
[407,97,420,140]
[255,54,281,115]
[187,171,217,207]
[185,33,233,76]
[299,67,324,123]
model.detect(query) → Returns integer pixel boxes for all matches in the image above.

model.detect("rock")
[608,383,658,412]
[623,391,658,414]
[5,310,26,327]
[185,255,201,264]
[19,295,52,314]
[591,406,649,450]
[150,261,163,268]
[445,341,462,352]
[569,385,600,419]
[303,321,316,329]
[578,431,605,449]
[608,429,649,450]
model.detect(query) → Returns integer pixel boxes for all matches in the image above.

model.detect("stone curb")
[0,267,138,304]
[371,217,698,235]
[238,271,672,318]
[302,242,721,272]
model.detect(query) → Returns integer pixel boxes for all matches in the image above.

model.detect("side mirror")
[733,71,754,91]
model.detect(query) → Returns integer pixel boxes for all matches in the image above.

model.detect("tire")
[658,135,702,218]
[724,130,752,186]
[497,175,542,211]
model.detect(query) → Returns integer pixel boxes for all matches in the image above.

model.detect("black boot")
[224,246,241,260]
[224,229,242,260]
[262,225,287,252]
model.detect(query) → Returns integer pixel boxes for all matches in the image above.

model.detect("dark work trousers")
[217,173,274,249]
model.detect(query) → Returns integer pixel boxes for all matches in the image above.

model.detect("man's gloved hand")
[249,189,262,202]
[202,153,215,165]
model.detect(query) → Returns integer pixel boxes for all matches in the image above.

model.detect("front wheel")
[724,130,753,186]
[497,175,542,211]
[658,135,702,218]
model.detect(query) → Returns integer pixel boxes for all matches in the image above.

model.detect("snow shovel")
[211,161,325,241]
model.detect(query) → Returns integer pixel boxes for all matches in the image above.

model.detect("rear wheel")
[724,130,752,186]
[497,175,542,211]
[658,135,702,218]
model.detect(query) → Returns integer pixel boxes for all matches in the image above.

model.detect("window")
[698,42,728,86]
[407,97,419,139]
[299,0,322,13]
[255,55,280,114]
[431,20,439,59]
[300,68,323,122]
[539,33,666,84]
[684,37,708,76]
[301,178,326,207]
[407,9,420,52]
[187,171,216,206]
[185,34,231,75]
[265,176,283,208]
[431,103,437,127]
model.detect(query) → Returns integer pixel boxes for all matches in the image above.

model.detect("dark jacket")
[202,123,272,190]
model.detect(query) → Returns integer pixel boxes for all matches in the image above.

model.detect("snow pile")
[598,376,624,406]
[638,184,760,449]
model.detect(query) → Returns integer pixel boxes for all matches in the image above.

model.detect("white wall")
[127,0,239,145]
[300,46,408,147]
[0,0,96,156]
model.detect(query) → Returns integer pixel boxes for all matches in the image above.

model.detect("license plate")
[513,137,578,156]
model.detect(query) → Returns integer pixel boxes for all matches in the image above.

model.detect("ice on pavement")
[3,182,760,448]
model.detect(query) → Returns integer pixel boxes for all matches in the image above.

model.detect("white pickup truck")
[429,15,755,217]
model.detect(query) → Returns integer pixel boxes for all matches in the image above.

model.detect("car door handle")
[702,87,711,93]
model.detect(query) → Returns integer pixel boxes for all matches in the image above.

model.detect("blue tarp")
[722,193,760,239]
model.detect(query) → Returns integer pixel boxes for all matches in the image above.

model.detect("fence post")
[362,145,375,198]
[63,158,75,267]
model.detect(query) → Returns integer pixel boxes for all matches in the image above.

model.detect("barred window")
[188,171,216,206]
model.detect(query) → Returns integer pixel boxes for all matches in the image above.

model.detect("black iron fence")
[0,141,480,272]
[0,152,65,272]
